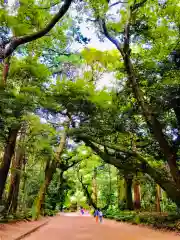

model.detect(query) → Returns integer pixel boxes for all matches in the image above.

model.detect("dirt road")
[24,214,180,240]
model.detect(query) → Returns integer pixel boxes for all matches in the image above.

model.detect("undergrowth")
[104,209,180,231]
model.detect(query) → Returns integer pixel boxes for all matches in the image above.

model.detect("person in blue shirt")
[94,209,99,223]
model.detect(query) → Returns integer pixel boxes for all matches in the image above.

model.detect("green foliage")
[1,0,180,230]
[104,209,180,231]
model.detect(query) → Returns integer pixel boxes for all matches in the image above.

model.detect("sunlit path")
[23,215,180,240]
[60,212,91,217]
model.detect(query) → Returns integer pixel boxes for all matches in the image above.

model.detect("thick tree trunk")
[133,179,141,210]
[6,124,27,213]
[6,150,24,214]
[102,20,180,189]
[0,126,19,201]
[155,184,161,212]
[124,55,180,188]
[124,175,134,210]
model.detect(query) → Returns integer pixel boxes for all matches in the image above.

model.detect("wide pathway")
[24,213,180,240]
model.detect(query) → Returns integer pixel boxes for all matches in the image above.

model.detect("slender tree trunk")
[108,164,112,206]
[21,157,27,210]
[117,173,121,208]
[124,175,134,210]
[117,171,125,209]
[33,160,56,220]
[33,122,69,220]
[133,179,141,210]
[80,177,97,209]
[0,126,20,201]
[92,169,97,206]
[155,184,161,212]
[58,171,64,211]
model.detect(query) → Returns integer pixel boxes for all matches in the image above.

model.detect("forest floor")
[3,213,179,240]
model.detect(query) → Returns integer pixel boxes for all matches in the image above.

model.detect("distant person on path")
[94,209,99,223]
[99,210,103,223]
[80,206,84,215]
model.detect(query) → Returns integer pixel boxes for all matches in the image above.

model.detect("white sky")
[80,24,115,51]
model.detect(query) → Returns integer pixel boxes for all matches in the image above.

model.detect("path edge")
[14,220,49,240]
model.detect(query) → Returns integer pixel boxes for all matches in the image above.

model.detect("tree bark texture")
[0,126,20,201]
[124,175,134,210]
[133,179,141,210]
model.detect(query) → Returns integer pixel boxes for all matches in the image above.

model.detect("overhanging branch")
[109,1,128,8]
[1,0,72,59]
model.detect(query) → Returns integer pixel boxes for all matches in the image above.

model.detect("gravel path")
[23,214,180,240]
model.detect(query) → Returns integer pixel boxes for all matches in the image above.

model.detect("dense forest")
[1,0,180,229]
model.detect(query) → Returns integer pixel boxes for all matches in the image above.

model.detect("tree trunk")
[33,160,56,220]
[107,164,112,206]
[133,179,141,210]
[21,157,27,210]
[6,124,27,213]
[0,126,19,201]
[6,150,24,214]
[102,21,180,189]
[141,160,180,207]
[155,184,161,212]
[124,175,134,210]
[58,171,64,211]
[92,169,97,206]
[117,171,125,209]
[33,123,68,220]
[124,55,180,188]
[80,178,97,209]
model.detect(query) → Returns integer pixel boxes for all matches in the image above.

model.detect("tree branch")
[1,0,72,59]
[109,1,128,8]
[35,1,60,10]
[131,0,148,12]
[77,170,97,209]
[101,19,125,57]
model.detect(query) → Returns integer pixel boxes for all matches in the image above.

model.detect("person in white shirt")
[99,210,103,223]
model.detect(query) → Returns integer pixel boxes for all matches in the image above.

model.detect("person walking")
[80,206,84,215]
[99,209,103,223]
[94,209,99,223]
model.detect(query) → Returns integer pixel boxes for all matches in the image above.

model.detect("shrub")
[104,209,180,231]
[44,209,58,216]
